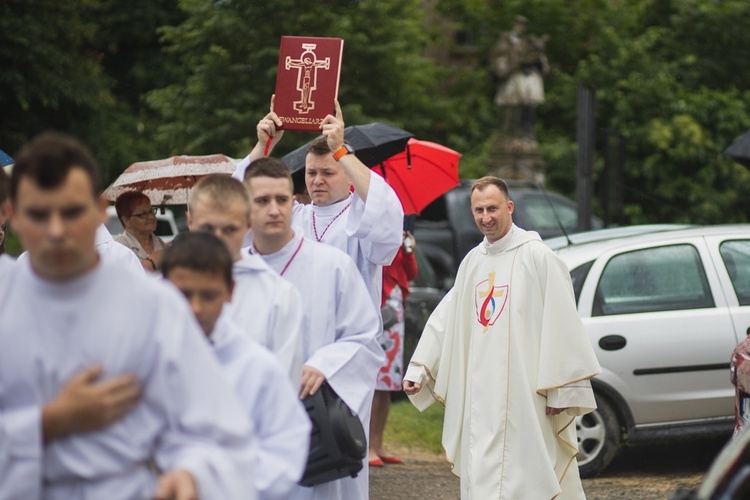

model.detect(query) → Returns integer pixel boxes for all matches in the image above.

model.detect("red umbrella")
[103,154,238,205]
[372,138,461,215]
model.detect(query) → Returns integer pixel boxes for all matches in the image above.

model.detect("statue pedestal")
[486,133,545,183]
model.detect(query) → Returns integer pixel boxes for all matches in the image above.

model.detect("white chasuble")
[405,225,601,500]
[0,260,256,500]
[211,311,311,500]
[256,231,384,500]
[292,171,403,309]
[229,253,304,383]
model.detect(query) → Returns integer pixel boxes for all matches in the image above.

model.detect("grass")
[384,398,445,455]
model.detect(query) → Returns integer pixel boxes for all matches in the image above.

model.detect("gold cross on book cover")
[274,36,344,131]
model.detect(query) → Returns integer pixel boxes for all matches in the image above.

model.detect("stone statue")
[490,16,550,139]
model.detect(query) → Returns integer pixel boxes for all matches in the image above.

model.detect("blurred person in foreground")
[113,191,166,272]
[162,231,310,500]
[0,132,256,500]
[369,230,418,467]
[403,176,600,499]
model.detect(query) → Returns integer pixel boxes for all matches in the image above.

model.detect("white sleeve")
[406,288,456,412]
[232,154,252,182]
[345,171,404,266]
[147,292,257,500]
[304,258,384,413]
[0,406,42,500]
[546,380,597,417]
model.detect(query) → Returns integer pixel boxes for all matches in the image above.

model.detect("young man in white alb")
[162,231,311,500]
[243,157,383,500]
[188,174,304,381]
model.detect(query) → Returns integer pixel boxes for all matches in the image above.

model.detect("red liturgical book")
[274,36,344,131]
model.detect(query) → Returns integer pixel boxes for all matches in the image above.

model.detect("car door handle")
[599,335,627,351]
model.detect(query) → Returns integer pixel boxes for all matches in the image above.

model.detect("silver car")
[547,225,750,477]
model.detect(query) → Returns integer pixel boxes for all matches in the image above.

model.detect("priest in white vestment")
[242,158,384,500]
[404,177,601,500]
[188,174,305,382]
[0,132,257,500]
[161,232,311,500]
[233,99,404,311]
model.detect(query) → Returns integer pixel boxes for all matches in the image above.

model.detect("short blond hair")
[189,174,250,216]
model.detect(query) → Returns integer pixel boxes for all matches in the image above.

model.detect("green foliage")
[5,0,750,224]
[146,0,461,159]
[0,0,109,153]
[385,399,445,455]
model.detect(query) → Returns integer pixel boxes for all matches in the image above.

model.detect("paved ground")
[370,434,730,499]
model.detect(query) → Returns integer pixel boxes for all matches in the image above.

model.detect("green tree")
[0,0,111,158]
[146,0,461,159]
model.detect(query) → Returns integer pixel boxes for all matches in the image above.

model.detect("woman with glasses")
[113,191,167,272]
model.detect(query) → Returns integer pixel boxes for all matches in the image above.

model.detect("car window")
[593,244,714,316]
[154,219,175,239]
[720,240,750,306]
[519,195,578,231]
[570,261,594,305]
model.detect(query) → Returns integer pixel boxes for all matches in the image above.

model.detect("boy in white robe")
[403,177,601,500]
[242,157,384,500]
[233,99,404,310]
[0,132,256,500]
[162,231,311,500]
[188,174,304,382]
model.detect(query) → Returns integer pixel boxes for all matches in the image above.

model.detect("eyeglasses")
[131,207,159,219]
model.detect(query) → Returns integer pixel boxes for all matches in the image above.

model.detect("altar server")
[243,157,383,500]
[188,174,304,382]
[162,232,311,500]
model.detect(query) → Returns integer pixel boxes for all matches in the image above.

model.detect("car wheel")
[575,395,621,478]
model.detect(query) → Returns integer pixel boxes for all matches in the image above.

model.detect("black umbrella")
[724,129,750,168]
[281,122,414,174]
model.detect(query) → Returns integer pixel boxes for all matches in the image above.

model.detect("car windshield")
[521,194,578,232]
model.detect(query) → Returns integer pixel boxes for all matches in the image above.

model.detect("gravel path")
[370,434,730,499]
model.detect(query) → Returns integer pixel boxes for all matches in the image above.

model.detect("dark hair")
[161,232,233,289]
[243,157,294,192]
[0,167,8,204]
[306,137,351,157]
[471,176,510,200]
[114,191,151,224]
[307,137,331,156]
[11,132,101,201]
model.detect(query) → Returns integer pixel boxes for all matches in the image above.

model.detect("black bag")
[380,304,399,330]
[299,381,367,487]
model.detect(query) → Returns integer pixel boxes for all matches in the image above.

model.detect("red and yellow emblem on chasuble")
[474,272,509,332]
